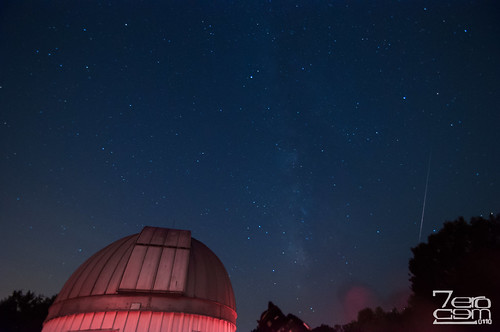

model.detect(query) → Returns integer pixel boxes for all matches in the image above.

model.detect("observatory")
[42,227,237,332]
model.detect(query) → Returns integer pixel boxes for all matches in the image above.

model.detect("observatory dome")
[42,227,237,332]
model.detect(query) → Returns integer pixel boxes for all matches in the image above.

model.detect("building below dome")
[42,227,237,332]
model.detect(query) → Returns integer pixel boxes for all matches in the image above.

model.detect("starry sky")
[1,1,499,331]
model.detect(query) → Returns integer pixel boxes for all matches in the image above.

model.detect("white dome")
[42,227,237,332]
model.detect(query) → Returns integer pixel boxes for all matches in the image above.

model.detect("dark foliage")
[342,214,500,332]
[341,307,407,332]
[409,214,500,302]
[253,214,500,332]
[408,214,500,329]
[311,324,340,332]
[252,302,311,332]
[0,290,55,332]
[252,302,345,332]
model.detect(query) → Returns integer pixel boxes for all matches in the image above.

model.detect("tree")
[409,215,500,331]
[311,324,340,332]
[252,302,310,332]
[341,307,406,332]
[339,214,500,332]
[0,290,55,332]
[408,214,500,329]
[251,215,500,332]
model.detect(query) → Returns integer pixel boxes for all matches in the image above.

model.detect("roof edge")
[46,293,237,325]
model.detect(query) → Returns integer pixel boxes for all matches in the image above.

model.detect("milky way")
[1,1,499,330]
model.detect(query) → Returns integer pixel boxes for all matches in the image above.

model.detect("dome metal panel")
[118,229,191,293]
[43,226,237,332]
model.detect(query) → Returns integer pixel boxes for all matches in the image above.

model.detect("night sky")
[1,1,499,330]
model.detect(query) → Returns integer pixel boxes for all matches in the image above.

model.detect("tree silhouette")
[253,214,500,332]
[340,306,408,332]
[408,214,500,329]
[0,290,55,332]
[311,324,339,332]
[252,302,311,332]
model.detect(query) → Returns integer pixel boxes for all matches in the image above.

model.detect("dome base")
[43,310,236,332]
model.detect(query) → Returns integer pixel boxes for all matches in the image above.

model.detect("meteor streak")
[418,153,432,242]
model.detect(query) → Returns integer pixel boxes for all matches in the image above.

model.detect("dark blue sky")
[1,1,499,330]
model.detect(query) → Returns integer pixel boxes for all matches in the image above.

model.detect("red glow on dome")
[42,227,237,332]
